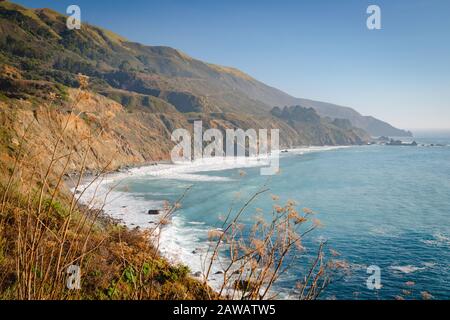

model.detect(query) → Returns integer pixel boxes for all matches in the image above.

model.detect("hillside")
[0,1,405,143]
[0,88,216,299]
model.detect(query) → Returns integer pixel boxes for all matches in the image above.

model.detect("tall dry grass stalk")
[0,75,114,299]
[198,183,342,300]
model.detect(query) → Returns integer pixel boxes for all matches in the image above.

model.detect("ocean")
[79,132,450,300]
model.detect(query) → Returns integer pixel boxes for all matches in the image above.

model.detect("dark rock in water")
[387,139,403,146]
[148,209,161,215]
[214,270,224,275]
[193,271,202,277]
[387,139,418,146]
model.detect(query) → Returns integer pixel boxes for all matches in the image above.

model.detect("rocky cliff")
[0,1,373,174]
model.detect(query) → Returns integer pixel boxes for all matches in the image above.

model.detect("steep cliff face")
[271,106,369,145]
[1,90,176,172]
[0,88,288,173]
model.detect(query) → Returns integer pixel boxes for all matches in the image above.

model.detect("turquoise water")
[107,134,450,300]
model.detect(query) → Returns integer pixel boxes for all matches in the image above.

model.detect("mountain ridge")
[0,1,411,138]
[0,1,406,151]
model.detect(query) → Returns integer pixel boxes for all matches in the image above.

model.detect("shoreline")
[64,159,173,189]
[70,145,353,291]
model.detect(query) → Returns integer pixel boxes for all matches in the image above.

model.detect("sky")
[12,0,450,130]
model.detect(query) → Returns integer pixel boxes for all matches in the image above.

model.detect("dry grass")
[199,183,343,300]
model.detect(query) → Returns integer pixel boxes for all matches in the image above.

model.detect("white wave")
[421,232,450,247]
[423,262,436,268]
[115,146,350,183]
[74,177,228,291]
[76,145,349,189]
[77,184,166,225]
[390,265,426,274]
[284,146,351,155]
[187,221,206,225]
[157,216,227,288]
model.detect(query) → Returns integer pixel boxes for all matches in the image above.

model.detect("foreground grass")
[0,182,215,300]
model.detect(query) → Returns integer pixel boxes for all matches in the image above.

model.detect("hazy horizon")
[13,0,450,130]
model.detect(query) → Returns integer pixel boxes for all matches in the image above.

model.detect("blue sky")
[13,0,450,129]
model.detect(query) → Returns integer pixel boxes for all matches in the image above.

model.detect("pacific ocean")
[85,132,450,300]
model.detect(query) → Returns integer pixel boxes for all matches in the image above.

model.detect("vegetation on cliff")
[0,78,216,299]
